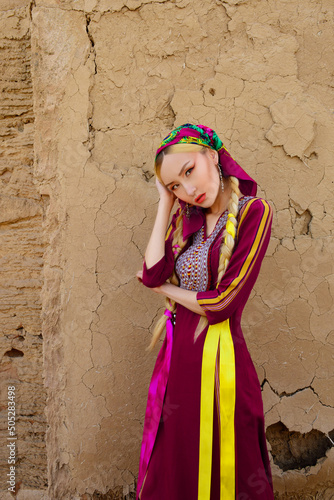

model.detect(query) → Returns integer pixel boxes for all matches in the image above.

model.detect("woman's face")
[159,149,221,209]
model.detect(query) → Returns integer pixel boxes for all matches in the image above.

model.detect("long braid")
[216,175,240,282]
[147,209,188,351]
[193,176,240,342]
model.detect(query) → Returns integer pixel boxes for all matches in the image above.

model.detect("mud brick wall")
[0,0,47,496]
[1,0,333,499]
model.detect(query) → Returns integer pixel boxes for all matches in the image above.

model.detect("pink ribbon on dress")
[136,309,174,498]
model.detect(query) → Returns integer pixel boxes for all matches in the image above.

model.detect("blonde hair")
[147,143,240,350]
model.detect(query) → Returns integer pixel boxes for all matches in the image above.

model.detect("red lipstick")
[195,193,206,203]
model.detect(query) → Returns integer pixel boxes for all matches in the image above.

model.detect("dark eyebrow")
[165,161,191,187]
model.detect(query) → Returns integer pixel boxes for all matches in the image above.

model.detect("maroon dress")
[138,195,274,500]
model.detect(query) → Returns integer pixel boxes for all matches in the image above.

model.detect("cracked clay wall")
[3,0,333,498]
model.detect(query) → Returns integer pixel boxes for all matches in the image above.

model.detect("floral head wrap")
[156,123,257,197]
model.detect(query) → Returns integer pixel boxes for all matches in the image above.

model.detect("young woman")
[136,124,274,500]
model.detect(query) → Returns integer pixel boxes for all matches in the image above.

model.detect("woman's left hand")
[136,276,205,315]
[136,270,163,294]
[136,270,143,282]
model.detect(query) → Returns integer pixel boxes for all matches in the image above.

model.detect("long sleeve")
[141,208,181,288]
[196,198,273,325]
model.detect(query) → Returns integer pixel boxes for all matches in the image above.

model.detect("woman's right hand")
[156,177,176,212]
[144,178,176,269]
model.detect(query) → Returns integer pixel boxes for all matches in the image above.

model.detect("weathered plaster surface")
[1,0,333,498]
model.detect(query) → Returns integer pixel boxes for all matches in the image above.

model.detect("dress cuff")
[142,255,171,288]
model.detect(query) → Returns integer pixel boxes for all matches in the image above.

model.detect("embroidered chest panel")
[175,196,253,292]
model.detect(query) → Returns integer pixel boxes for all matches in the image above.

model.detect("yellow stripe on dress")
[219,319,236,499]
[198,319,236,499]
[198,325,220,499]
[197,199,270,309]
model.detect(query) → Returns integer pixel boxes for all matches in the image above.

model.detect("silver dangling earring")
[217,163,225,194]
[185,203,191,218]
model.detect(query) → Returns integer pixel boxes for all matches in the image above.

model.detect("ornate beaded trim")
[175,196,254,292]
